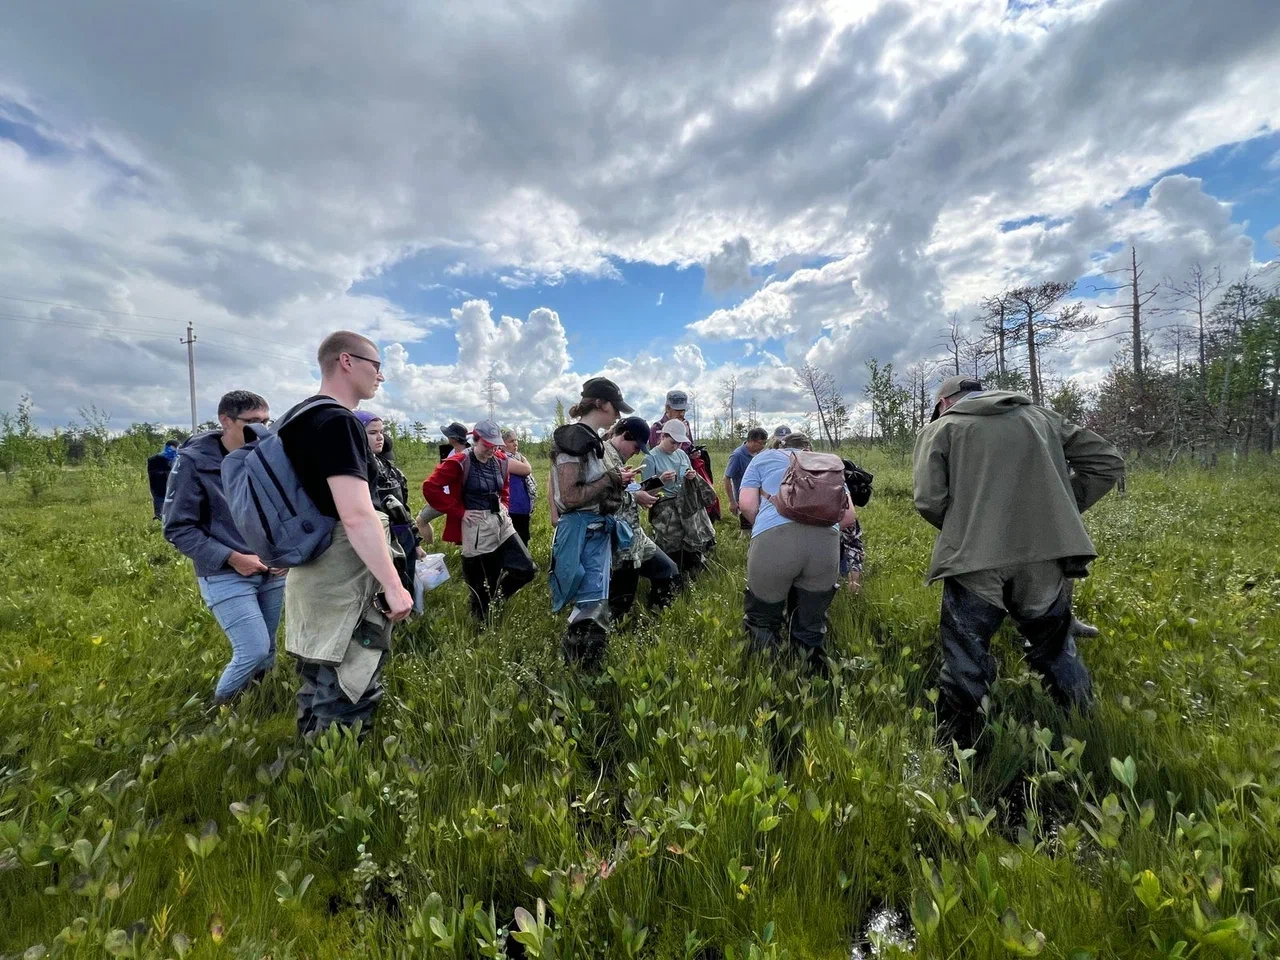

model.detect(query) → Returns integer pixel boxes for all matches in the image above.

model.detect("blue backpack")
[220,397,343,567]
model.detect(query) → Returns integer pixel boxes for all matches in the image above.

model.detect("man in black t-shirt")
[279,399,379,518]
[281,330,413,740]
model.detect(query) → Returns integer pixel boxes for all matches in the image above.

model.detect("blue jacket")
[163,431,253,577]
[550,512,632,612]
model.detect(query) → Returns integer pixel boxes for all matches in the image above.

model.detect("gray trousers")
[296,654,386,739]
[940,561,1093,724]
[746,523,839,600]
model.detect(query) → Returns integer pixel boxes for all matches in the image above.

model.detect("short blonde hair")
[317,331,377,375]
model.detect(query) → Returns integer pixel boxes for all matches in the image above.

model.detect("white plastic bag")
[413,554,451,612]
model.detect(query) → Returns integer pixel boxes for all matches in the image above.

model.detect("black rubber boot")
[647,575,678,611]
[563,603,610,672]
[788,586,838,672]
[742,588,787,658]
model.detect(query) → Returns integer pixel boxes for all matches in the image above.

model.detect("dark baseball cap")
[930,376,983,422]
[581,376,633,414]
[441,421,470,443]
[665,389,689,411]
[615,416,651,454]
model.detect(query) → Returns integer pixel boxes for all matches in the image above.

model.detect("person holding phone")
[604,416,681,618]
[641,419,716,578]
[548,377,634,669]
[164,390,285,706]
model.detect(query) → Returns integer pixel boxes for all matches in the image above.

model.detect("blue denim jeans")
[197,571,286,701]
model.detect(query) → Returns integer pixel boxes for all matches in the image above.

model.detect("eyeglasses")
[235,416,272,426]
[347,352,382,373]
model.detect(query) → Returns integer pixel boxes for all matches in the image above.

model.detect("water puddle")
[849,906,915,959]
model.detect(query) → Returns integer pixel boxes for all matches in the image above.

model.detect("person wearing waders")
[912,375,1124,746]
[737,432,856,673]
[548,378,634,670]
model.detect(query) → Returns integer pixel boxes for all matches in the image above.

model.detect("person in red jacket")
[423,419,537,621]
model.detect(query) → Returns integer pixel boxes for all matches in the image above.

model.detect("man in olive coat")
[913,376,1124,738]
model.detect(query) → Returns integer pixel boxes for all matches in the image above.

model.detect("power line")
[0,293,304,350]
[0,311,177,340]
[199,336,315,368]
[0,311,315,368]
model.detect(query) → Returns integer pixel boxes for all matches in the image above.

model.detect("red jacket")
[422,450,510,544]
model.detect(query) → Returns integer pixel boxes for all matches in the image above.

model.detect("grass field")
[2,450,1279,959]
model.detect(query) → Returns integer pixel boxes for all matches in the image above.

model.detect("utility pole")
[484,365,497,421]
[181,322,197,431]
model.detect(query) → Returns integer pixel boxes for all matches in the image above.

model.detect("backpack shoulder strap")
[275,396,346,432]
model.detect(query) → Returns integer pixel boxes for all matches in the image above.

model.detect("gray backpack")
[220,397,342,567]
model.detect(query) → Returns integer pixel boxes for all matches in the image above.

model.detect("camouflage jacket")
[650,473,716,556]
[602,441,657,567]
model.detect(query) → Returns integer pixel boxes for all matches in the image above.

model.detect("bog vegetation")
[2,430,1279,959]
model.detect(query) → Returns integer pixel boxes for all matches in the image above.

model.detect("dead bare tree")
[795,362,836,448]
[978,292,1015,384]
[1090,246,1161,384]
[905,361,936,431]
[935,312,967,375]
[1006,281,1097,406]
[1157,323,1197,458]
[1165,262,1223,389]
[718,374,739,440]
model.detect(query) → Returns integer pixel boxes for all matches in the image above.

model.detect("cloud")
[691,174,1270,404]
[378,300,711,434]
[704,237,756,295]
[1,0,1279,426]
[656,291,664,306]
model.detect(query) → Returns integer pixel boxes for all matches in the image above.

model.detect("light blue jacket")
[550,512,632,612]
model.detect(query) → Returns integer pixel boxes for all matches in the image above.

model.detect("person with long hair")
[547,377,635,669]
[355,412,421,593]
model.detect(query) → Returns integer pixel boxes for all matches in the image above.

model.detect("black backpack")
[842,459,874,508]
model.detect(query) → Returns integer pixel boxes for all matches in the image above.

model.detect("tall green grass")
[1,453,1278,958]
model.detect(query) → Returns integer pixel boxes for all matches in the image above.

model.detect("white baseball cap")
[660,418,689,444]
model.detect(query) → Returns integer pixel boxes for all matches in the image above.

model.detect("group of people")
[160,330,1124,747]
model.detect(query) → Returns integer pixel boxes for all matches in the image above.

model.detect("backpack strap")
[275,396,347,432]
[458,450,471,489]
[458,450,510,490]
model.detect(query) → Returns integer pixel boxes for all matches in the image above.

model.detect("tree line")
[797,254,1279,461]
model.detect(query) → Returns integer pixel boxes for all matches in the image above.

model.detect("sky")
[2,0,1279,436]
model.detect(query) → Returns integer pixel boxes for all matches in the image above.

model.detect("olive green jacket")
[912,392,1124,583]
